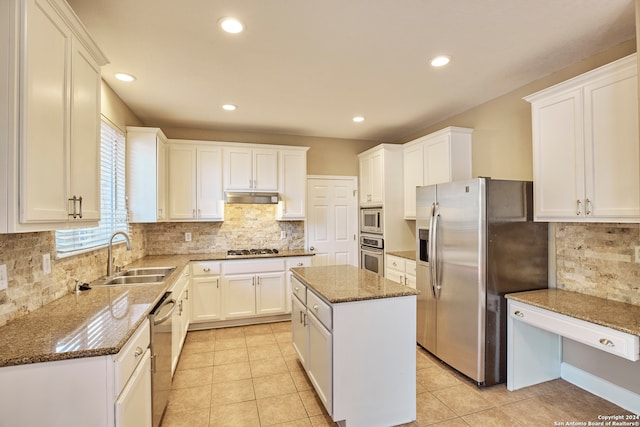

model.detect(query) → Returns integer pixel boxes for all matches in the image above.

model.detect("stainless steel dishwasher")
[149,292,176,427]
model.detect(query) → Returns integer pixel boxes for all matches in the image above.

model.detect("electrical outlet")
[635,246,640,263]
[281,231,286,240]
[0,264,7,291]
[42,253,51,275]
[185,232,192,242]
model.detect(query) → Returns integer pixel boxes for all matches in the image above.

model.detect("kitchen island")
[290,265,418,427]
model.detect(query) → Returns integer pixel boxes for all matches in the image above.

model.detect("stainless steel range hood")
[224,192,279,204]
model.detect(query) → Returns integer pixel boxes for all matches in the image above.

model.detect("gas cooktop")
[227,248,280,257]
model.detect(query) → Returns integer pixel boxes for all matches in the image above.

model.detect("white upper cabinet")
[168,143,223,221]
[127,127,168,222]
[402,127,473,219]
[526,54,639,222]
[358,148,385,205]
[0,0,107,233]
[277,148,309,220]
[224,146,278,191]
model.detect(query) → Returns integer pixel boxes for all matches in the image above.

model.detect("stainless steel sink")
[91,266,176,287]
[121,267,176,277]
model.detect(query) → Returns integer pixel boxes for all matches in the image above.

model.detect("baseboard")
[561,362,640,415]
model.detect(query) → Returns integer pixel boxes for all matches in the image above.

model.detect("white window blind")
[55,120,129,257]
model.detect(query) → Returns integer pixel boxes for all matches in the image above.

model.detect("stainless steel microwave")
[360,207,383,234]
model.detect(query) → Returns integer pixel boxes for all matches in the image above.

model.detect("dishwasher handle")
[153,299,177,325]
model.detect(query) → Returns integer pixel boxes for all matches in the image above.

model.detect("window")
[55,119,129,257]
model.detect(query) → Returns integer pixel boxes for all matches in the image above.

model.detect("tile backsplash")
[143,204,305,255]
[555,223,640,305]
[0,224,145,327]
[1,217,638,328]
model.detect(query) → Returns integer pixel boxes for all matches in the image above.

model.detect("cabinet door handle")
[303,312,307,327]
[216,278,219,289]
[599,338,614,347]
[576,199,582,216]
[77,196,83,219]
[299,309,304,324]
[134,346,143,357]
[68,195,78,218]
[585,199,592,216]
[192,209,196,218]
[185,290,189,300]
[198,209,201,218]
[514,311,524,317]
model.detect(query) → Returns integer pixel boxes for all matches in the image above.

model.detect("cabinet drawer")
[386,255,405,271]
[223,259,285,275]
[292,276,307,305]
[307,290,332,331]
[114,319,151,397]
[405,260,416,276]
[192,261,221,275]
[286,257,312,269]
[509,301,639,361]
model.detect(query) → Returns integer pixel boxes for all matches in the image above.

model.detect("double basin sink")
[91,266,176,287]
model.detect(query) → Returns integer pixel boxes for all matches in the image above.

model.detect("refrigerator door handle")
[432,203,442,300]
[429,202,438,298]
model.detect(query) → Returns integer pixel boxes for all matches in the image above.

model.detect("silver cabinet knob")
[134,347,143,357]
[313,304,319,311]
[514,311,524,317]
[310,246,315,251]
[203,267,211,272]
[599,338,614,347]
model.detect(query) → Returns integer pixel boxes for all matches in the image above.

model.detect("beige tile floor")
[160,321,633,427]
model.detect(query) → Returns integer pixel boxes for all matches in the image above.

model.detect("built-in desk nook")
[506,289,640,414]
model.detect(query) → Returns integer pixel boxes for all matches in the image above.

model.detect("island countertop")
[290,264,418,304]
[506,288,640,336]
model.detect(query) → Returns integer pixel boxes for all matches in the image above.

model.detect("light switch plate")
[42,253,51,275]
[185,232,192,242]
[0,264,7,291]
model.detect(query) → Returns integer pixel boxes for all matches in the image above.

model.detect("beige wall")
[161,127,379,176]
[395,39,637,181]
[101,80,143,131]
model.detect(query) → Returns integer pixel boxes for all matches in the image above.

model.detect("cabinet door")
[531,89,584,219]
[385,268,404,284]
[369,151,384,203]
[157,138,168,220]
[253,149,278,191]
[223,274,256,318]
[278,150,307,219]
[291,295,308,366]
[191,276,222,322]
[403,143,423,219]
[69,40,101,222]
[307,312,332,414]
[424,134,452,185]
[584,68,640,219]
[115,349,152,427]
[197,146,223,220]
[256,272,285,315]
[168,145,197,220]
[359,156,371,204]
[224,147,253,190]
[20,0,71,223]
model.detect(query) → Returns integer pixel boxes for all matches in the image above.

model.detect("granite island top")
[0,250,313,368]
[290,264,418,304]
[506,289,640,336]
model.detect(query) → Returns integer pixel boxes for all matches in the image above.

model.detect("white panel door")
[306,176,358,266]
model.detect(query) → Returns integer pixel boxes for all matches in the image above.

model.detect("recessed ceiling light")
[115,72,136,82]
[219,17,244,34]
[430,56,450,67]
[222,104,237,111]
[353,116,365,123]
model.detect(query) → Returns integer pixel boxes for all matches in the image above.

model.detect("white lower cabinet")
[190,261,222,323]
[0,319,151,427]
[222,259,286,319]
[291,275,416,426]
[385,255,417,289]
[170,267,190,375]
[291,277,333,413]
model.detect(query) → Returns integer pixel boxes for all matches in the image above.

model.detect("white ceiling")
[67,0,635,142]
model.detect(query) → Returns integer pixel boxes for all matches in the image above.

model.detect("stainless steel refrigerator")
[416,178,548,386]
